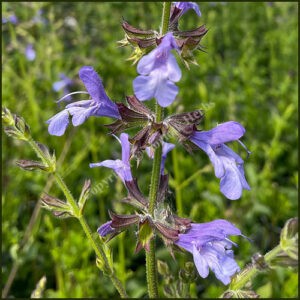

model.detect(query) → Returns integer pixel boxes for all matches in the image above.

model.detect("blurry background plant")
[2,2,298,298]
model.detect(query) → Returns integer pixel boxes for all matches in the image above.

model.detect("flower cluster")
[47,2,250,285]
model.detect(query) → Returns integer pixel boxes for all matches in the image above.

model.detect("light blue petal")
[71,106,95,126]
[194,122,245,145]
[215,144,244,165]
[137,49,157,75]
[175,238,194,253]
[220,255,240,277]
[66,100,93,108]
[191,220,241,237]
[155,79,178,107]
[90,159,122,170]
[78,66,110,103]
[120,133,131,162]
[237,164,251,190]
[220,160,243,200]
[167,53,182,82]
[52,80,66,92]
[47,110,70,136]
[193,244,209,278]
[190,139,225,178]
[162,142,175,158]
[133,75,156,101]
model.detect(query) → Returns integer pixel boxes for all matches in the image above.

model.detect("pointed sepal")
[125,178,148,207]
[135,218,154,253]
[109,210,141,230]
[40,193,73,218]
[78,179,91,215]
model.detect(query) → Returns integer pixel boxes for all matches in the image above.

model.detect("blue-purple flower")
[146,142,175,174]
[52,73,73,92]
[25,44,36,61]
[190,121,250,200]
[175,219,241,285]
[98,220,115,237]
[133,32,182,107]
[47,66,120,136]
[90,133,133,183]
[52,73,74,101]
[2,14,18,25]
[173,2,201,17]
[32,9,47,25]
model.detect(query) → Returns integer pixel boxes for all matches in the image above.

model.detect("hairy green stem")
[172,149,183,216]
[160,2,171,35]
[78,215,127,298]
[26,138,127,298]
[228,245,282,292]
[146,2,171,298]
[146,239,159,298]
[148,143,163,215]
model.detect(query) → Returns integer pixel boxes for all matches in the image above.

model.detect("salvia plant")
[2,2,298,298]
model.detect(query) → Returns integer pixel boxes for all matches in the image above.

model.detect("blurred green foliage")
[2,2,298,298]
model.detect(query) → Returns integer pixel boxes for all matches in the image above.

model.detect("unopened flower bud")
[280,217,298,260]
[2,109,31,141]
[119,20,158,64]
[179,261,196,283]
[41,193,73,218]
[135,219,153,253]
[251,253,268,270]
[16,159,49,172]
[14,115,31,140]
[2,107,15,126]
[267,217,299,269]
[157,260,170,276]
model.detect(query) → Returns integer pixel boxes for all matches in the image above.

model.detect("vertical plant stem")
[146,2,171,298]
[146,240,158,297]
[118,233,126,286]
[172,149,183,216]
[160,2,171,36]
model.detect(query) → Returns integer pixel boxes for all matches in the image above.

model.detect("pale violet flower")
[32,9,47,25]
[52,73,74,101]
[47,66,120,136]
[52,73,73,92]
[133,32,181,107]
[25,44,36,61]
[2,14,18,24]
[90,133,133,183]
[175,219,241,285]
[190,121,250,200]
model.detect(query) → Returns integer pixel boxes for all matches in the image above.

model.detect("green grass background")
[2,2,298,298]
